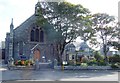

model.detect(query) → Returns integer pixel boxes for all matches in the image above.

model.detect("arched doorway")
[34,49,40,61]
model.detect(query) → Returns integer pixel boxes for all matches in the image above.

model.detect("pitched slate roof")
[79,42,89,50]
[65,43,76,49]
[14,14,37,32]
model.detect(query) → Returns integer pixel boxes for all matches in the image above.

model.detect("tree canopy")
[36,1,92,64]
[91,13,118,62]
[36,1,119,64]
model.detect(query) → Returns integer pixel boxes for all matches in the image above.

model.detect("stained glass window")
[30,27,44,42]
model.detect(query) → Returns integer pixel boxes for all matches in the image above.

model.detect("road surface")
[0,60,119,81]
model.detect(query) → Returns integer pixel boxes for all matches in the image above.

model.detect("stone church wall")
[12,21,55,62]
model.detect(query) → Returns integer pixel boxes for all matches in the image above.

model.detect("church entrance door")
[34,49,40,61]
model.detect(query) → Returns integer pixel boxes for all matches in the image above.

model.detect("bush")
[14,60,34,66]
[14,61,18,65]
[81,56,89,63]
[25,60,29,65]
[114,54,120,57]
[111,63,120,69]
[117,62,120,66]
[109,54,120,63]
[18,60,21,65]
[81,63,88,67]
[98,60,107,66]
[88,59,97,66]
[94,51,104,61]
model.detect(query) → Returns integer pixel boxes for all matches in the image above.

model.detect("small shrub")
[111,63,119,69]
[94,51,104,61]
[88,59,97,66]
[18,60,21,65]
[81,63,88,67]
[81,56,89,63]
[117,62,120,66]
[98,60,107,66]
[14,61,18,65]
[114,54,120,57]
[25,60,29,66]
[109,55,120,63]
[14,60,34,66]
[21,60,25,65]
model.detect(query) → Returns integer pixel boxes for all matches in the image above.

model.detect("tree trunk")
[56,42,66,65]
[103,44,108,64]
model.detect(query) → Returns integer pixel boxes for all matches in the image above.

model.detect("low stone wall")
[8,66,34,70]
[54,66,120,70]
[8,62,53,70]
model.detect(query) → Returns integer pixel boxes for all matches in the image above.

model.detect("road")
[1,68,119,81]
[0,60,119,81]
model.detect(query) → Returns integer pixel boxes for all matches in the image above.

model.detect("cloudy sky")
[0,0,119,43]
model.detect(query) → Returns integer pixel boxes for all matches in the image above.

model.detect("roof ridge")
[14,14,35,30]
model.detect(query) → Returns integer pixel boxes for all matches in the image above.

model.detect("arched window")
[35,29,39,42]
[30,30,35,41]
[30,27,44,42]
[40,30,44,42]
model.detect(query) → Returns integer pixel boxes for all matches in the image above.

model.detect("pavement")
[1,68,119,81]
[0,60,119,81]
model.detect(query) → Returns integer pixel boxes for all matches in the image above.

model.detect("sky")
[0,0,119,43]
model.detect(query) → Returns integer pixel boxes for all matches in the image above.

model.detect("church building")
[5,2,59,64]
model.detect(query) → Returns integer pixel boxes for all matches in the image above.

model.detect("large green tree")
[92,13,117,63]
[78,14,95,43]
[108,41,120,50]
[108,22,120,51]
[37,2,90,64]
